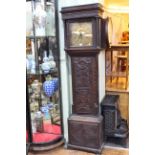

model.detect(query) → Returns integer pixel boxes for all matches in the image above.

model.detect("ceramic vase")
[43,75,55,97]
[41,51,50,73]
[41,62,51,73]
[48,50,56,69]
[41,50,56,73]
[40,105,50,120]
[53,78,59,91]
[43,80,55,97]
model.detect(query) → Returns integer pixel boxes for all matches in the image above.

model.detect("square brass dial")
[69,21,93,47]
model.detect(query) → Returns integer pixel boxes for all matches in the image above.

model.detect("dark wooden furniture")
[68,115,103,153]
[101,95,120,136]
[101,94,129,147]
[61,3,106,154]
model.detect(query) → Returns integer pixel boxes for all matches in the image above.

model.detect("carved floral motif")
[71,56,98,114]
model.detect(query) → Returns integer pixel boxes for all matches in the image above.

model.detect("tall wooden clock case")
[61,3,106,154]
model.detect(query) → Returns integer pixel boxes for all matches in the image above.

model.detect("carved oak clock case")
[61,3,106,154]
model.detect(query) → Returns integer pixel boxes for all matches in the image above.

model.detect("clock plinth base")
[67,143,104,154]
[68,115,104,154]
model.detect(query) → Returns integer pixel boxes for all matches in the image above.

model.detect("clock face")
[69,21,93,47]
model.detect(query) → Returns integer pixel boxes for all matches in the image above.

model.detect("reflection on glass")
[33,2,47,36]
[70,22,93,47]
[46,2,55,36]
[26,1,33,36]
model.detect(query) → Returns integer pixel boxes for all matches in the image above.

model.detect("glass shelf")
[27,68,59,76]
[26,36,56,39]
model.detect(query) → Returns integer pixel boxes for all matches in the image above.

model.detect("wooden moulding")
[64,48,101,56]
[67,144,104,154]
[61,3,104,20]
[61,3,106,50]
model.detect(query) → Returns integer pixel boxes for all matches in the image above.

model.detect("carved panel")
[68,115,103,149]
[71,56,98,114]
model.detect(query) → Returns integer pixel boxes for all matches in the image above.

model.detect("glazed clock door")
[26,0,63,148]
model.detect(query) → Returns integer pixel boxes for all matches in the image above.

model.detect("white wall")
[58,0,105,142]
[60,0,103,7]
[103,11,129,44]
[98,50,105,104]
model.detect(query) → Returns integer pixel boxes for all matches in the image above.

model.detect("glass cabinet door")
[26,0,63,145]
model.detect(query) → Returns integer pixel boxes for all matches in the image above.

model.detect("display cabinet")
[26,0,64,151]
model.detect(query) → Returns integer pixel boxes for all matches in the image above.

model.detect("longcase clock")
[61,3,106,154]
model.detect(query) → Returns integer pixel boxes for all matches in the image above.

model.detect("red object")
[43,123,61,134]
[26,123,61,143]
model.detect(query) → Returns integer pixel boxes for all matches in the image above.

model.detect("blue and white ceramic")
[40,105,50,120]
[40,105,48,113]
[53,78,59,91]
[41,50,56,73]
[41,62,51,73]
[47,102,54,110]
[43,80,55,97]
[48,61,56,69]
[43,51,49,62]
[41,51,50,73]
[48,50,56,68]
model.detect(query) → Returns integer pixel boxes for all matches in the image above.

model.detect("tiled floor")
[28,146,129,155]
